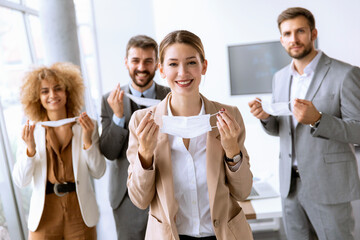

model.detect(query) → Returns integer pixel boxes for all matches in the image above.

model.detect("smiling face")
[125,47,158,92]
[280,15,317,60]
[39,78,67,114]
[159,43,207,97]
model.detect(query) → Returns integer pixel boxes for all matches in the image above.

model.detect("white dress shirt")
[290,50,322,165]
[167,98,214,237]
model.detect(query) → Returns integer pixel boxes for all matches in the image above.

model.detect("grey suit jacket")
[100,83,170,209]
[262,53,360,204]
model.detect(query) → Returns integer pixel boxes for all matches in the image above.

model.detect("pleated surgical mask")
[257,99,292,116]
[37,117,79,127]
[125,93,160,107]
[160,112,219,139]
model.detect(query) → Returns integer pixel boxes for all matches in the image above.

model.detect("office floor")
[95,149,360,240]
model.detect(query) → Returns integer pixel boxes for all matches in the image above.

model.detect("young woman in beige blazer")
[126,30,253,240]
[12,62,106,239]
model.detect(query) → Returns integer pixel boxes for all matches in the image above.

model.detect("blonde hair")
[20,62,84,121]
[159,30,205,64]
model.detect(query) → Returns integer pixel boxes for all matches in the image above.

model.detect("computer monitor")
[228,41,292,95]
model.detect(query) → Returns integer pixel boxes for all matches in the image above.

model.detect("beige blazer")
[127,93,253,240]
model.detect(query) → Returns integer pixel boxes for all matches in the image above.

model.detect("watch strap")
[310,112,322,128]
[225,151,243,163]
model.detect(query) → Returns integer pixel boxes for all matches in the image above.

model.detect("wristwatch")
[225,152,243,163]
[310,112,322,128]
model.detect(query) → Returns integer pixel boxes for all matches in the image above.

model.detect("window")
[0,6,34,238]
[75,0,102,117]
[0,0,101,238]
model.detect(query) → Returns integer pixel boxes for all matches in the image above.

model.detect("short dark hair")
[277,7,315,32]
[126,35,158,61]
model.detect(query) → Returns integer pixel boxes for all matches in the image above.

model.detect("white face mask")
[125,93,160,107]
[160,112,219,139]
[257,100,292,116]
[38,117,79,127]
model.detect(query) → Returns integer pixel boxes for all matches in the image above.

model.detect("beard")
[130,70,156,88]
[287,43,313,60]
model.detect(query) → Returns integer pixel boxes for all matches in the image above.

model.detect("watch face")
[225,153,242,163]
[233,154,241,163]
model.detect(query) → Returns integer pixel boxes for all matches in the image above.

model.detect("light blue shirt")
[112,82,156,127]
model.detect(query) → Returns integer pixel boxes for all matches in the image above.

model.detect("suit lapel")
[283,68,293,128]
[202,95,223,216]
[305,54,331,101]
[277,65,295,128]
[122,85,132,123]
[153,95,178,225]
[278,67,292,102]
[154,83,169,100]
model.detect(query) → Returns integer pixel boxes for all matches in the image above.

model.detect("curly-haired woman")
[12,62,106,239]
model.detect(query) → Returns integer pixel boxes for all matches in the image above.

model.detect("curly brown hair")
[20,62,84,122]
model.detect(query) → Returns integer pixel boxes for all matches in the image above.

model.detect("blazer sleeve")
[12,127,40,188]
[311,66,360,144]
[99,94,129,160]
[82,120,106,179]
[225,106,253,201]
[126,111,156,210]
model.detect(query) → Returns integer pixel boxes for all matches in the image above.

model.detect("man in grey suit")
[100,35,170,240]
[249,7,360,240]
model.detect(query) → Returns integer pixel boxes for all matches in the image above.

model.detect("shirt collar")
[290,50,323,77]
[167,96,205,117]
[129,81,156,98]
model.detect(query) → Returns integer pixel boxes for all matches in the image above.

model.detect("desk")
[239,197,282,231]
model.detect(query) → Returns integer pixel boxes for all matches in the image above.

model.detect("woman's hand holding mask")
[22,120,36,157]
[136,111,158,169]
[216,108,241,164]
[79,112,94,149]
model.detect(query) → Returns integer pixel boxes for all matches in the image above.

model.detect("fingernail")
[220,108,225,111]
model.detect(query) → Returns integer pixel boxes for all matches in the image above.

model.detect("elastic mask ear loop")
[209,111,224,129]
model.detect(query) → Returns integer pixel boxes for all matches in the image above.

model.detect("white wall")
[93,0,157,94]
[93,0,360,188]
[92,1,360,238]
[151,0,360,187]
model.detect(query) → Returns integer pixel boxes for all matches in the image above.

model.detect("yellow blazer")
[127,93,253,240]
